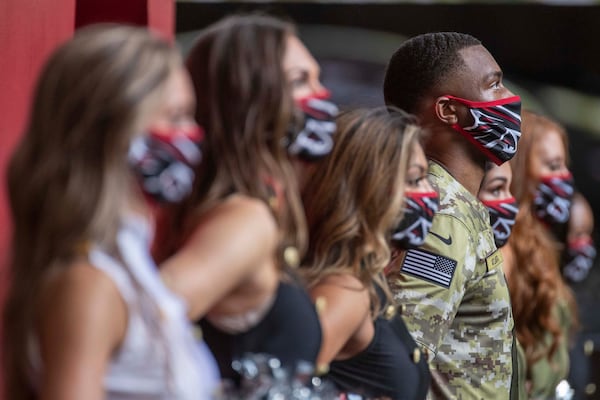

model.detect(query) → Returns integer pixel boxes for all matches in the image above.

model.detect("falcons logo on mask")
[391,191,439,249]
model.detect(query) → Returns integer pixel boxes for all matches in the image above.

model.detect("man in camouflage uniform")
[383,32,522,399]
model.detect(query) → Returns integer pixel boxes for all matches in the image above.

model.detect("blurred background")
[176,1,600,397]
[1,0,599,397]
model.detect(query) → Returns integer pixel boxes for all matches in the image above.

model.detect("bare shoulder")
[187,194,278,247]
[37,261,127,351]
[215,195,276,228]
[310,273,370,313]
[317,273,367,291]
[40,261,123,310]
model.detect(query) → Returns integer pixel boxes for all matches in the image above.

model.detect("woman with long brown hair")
[155,14,337,387]
[2,25,218,400]
[505,110,578,398]
[300,107,432,399]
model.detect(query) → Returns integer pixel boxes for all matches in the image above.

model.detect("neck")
[425,127,486,197]
[126,187,155,223]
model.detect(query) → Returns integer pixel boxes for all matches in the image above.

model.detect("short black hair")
[383,32,481,114]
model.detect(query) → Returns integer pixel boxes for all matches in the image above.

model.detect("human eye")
[407,175,426,189]
[547,161,562,172]
[288,71,309,89]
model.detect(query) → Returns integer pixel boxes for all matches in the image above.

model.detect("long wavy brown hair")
[156,14,306,263]
[508,109,578,370]
[2,25,181,400]
[300,108,421,315]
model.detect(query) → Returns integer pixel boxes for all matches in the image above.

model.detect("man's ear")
[434,96,459,126]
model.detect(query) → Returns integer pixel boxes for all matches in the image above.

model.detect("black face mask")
[391,191,439,249]
[563,237,597,283]
[446,95,522,166]
[286,91,338,162]
[481,197,519,248]
[128,125,203,204]
[534,172,574,226]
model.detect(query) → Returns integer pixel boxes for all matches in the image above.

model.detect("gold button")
[315,296,327,315]
[193,326,203,341]
[584,340,594,356]
[316,363,330,375]
[412,348,421,363]
[384,304,396,320]
[268,196,278,210]
[283,246,300,268]
[585,383,596,395]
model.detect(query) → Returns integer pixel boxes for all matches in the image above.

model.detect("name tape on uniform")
[485,249,503,272]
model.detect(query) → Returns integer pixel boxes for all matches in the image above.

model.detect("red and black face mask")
[391,191,439,249]
[563,236,597,283]
[286,91,338,162]
[128,125,204,204]
[534,172,574,226]
[446,95,522,166]
[481,197,519,248]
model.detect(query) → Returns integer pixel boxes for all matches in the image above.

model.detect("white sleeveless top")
[30,215,220,399]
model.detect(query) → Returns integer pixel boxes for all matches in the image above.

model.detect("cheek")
[528,156,544,181]
[292,86,312,101]
[478,190,495,202]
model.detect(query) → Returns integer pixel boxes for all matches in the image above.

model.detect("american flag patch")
[401,249,457,288]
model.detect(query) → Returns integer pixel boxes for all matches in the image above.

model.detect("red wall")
[76,0,174,38]
[0,0,77,304]
[0,0,174,393]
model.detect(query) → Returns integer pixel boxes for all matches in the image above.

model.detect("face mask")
[286,91,338,162]
[563,237,596,283]
[534,172,574,226]
[481,197,519,248]
[446,95,522,166]
[128,125,203,204]
[391,191,439,249]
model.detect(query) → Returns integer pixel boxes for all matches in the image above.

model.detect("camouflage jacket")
[389,161,514,399]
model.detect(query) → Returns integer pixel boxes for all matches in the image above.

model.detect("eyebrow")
[483,70,503,83]
[484,176,507,186]
[545,155,564,162]
[409,164,426,174]
[286,64,321,76]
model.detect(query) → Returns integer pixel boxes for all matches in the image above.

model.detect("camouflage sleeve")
[391,213,476,356]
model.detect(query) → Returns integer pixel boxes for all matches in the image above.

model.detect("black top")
[326,303,431,399]
[199,280,322,384]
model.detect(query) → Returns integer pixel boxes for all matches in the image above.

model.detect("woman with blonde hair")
[505,110,578,398]
[155,14,336,387]
[3,25,218,400]
[300,107,432,399]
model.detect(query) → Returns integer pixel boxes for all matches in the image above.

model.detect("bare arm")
[500,244,515,280]
[160,195,278,320]
[37,263,127,400]
[310,274,372,367]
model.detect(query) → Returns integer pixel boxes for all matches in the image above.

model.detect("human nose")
[418,177,435,194]
[310,79,327,97]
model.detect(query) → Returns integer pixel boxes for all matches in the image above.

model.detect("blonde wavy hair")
[3,24,181,399]
[300,107,421,315]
